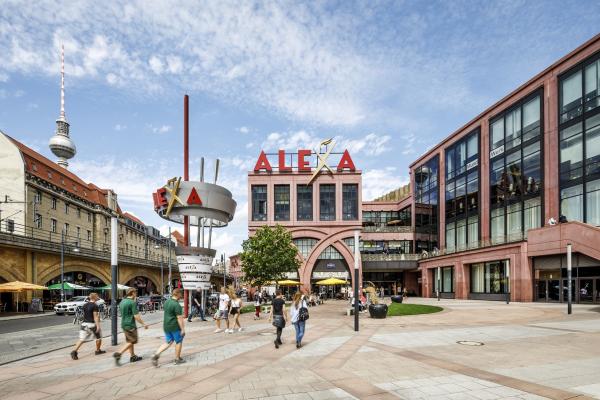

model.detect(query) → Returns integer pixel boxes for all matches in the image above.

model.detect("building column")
[25,251,35,302]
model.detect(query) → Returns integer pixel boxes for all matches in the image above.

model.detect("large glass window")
[559,54,600,226]
[489,92,543,241]
[470,261,509,294]
[293,238,317,259]
[342,184,358,220]
[274,185,290,221]
[319,184,336,221]
[445,130,479,251]
[297,185,313,221]
[251,185,267,221]
[415,156,439,253]
[433,267,454,293]
[362,207,411,228]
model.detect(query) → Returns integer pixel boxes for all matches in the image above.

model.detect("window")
[559,53,600,226]
[317,245,343,259]
[51,218,57,233]
[87,230,92,241]
[51,197,57,210]
[87,212,92,223]
[274,185,290,221]
[414,156,439,253]
[490,92,543,241]
[76,226,81,238]
[64,223,69,236]
[445,130,479,251]
[319,184,336,221]
[297,185,313,221]
[35,213,42,229]
[6,219,14,232]
[470,261,509,294]
[342,184,358,220]
[251,185,267,221]
[77,208,81,218]
[433,267,454,293]
[293,238,317,259]
[34,190,42,204]
[64,202,69,214]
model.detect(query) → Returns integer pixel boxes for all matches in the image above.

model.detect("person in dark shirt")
[269,290,287,349]
[188,290,207,322]
[70,292,105,360]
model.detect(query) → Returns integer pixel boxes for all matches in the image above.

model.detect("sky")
[1,1,599,257]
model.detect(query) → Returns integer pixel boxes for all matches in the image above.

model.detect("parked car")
[54,296,105,315]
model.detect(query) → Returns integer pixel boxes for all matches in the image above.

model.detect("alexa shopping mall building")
[248,33,600,303]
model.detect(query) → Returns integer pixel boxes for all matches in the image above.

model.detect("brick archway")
[38,260,111,287]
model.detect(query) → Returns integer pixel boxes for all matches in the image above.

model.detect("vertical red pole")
[183,94,189,318]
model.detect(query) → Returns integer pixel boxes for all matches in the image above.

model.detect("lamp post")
[155,243,164,295]
[168,226,172,295]
[60,229,80,302]
[110,215,118,346]
[567,243,572,315]
[353,229,360,332]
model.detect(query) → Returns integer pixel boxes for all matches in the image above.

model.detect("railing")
[0,221,176,268]
[419,232,526,259]
[361,225,413,233]
[361,253,420,262]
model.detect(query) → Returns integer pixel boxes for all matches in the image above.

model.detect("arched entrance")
[44,272,107,302]
[0,275,15,312]
[309,246,351,299]
[126,276,157,296]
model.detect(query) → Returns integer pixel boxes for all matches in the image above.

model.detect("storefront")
[431,266,455,298]
[311,259,350,299]
[126,276,157,296]
[469,260,509,301]
[534,254,600,303]
[44,272,106,301]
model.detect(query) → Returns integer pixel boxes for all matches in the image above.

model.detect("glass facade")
[433,267,454,293]
[251,185,267,221]
[319,184,336,221]
[414,156,439,253]
[490,91,543,243]
[274,185,290,221]
[317,245,344,259]
[445,130,479,252]
[362,207,411,227]
[343,237,412,254]
[293,238,317,259]
[297,185,313,221]
[559,54,600,225]
[342,184,359,220]
[470,261,509,294]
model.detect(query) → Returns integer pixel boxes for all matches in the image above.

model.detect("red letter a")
[187,187,202,205]
[337,150,356,171]
[253,151,272,172]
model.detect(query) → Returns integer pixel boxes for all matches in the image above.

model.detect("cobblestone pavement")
[1,299,600,399]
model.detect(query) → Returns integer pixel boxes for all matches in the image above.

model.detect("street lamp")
[60,229,80,302]
[353,230,360,332]
[155,243,164,295]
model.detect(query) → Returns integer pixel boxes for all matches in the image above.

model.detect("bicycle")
[73,306,84,325]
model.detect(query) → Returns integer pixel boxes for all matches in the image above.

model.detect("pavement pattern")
[1,298,600,399]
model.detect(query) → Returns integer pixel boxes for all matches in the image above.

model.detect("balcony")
[418,232,526,259]
[361,253,420,262]
[0,222,175,269]
[361,224,413,233]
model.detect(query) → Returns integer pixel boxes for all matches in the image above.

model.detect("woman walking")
[229,292,243,332]
[269,290,287,349]
[290,292,308,348]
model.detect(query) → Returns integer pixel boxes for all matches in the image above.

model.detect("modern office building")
[247,34,600,303]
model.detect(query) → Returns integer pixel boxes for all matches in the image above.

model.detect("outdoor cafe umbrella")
[98,283,132,291]
[277,280,301,286]
[315,278,347,285]
[46,282,91,290]
[0,281,48,312]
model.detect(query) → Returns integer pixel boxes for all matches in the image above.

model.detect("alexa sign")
[253,139,356,184]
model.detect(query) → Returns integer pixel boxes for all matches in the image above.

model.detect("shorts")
[124,328,138,344]
[230,307,239,315]
[218,310,229,320]
[79,322,101,341]
[165,330,183,344]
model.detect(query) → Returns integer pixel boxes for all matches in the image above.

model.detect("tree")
[240,225,301,287]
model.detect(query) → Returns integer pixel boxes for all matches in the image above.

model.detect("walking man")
[214,287,230,333]
[188,290,207,322]
[113,288,148,365]
[152,288,186,366]
[70,292,105,360]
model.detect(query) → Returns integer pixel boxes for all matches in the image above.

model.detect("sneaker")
[201,319,207,321]
[296,342,299,349]
[113,352,121,366]
[95,350,106,355]
[227,329,233,334]
[214,328,223,333]
[130,355,143,363]
[151,354,159,367]
[238,328,243,332]
[274,340,279,349]
[70,350,78,360]
[174,357,186,365]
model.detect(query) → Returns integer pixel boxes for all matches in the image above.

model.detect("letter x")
[308,139,336,184]
[164,177,184,217]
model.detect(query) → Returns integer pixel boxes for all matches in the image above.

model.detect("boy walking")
[113,288,148,365]
[70,292,105,360]
[152,289,186,366]
[214,287,230,333]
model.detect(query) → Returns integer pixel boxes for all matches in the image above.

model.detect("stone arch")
[38,260,111,287]
[0,268,23,283]
[301,228,359,292]
[118,267,161,291]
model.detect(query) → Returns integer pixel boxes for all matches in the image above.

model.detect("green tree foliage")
[240,225,301,287]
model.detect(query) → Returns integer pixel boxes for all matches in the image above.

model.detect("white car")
[54,296,105,315]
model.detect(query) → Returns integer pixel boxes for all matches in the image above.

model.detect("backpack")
[298,300,309,321]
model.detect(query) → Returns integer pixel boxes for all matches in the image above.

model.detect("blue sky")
[1,1,599,256]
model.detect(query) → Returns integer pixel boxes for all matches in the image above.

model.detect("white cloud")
[238,126,249,134]
[14,89,25,97]
[245,142,254,149]
[114,124,127,131]
[361,167,408,201]
[148,56,163,74]
[148,124,172,134]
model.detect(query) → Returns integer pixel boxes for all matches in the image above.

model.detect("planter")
[391,295,403,304]
[368,303,388,319]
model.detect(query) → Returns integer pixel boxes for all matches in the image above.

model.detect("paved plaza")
[1,299,600,400]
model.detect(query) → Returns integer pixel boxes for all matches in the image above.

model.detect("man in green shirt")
[152,288,186,366]
[113,288,148,365]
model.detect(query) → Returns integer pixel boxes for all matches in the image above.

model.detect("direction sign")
[180,272,211,282]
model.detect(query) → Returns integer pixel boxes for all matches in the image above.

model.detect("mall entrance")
[310,259,351,300]
[534,255,600,303]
